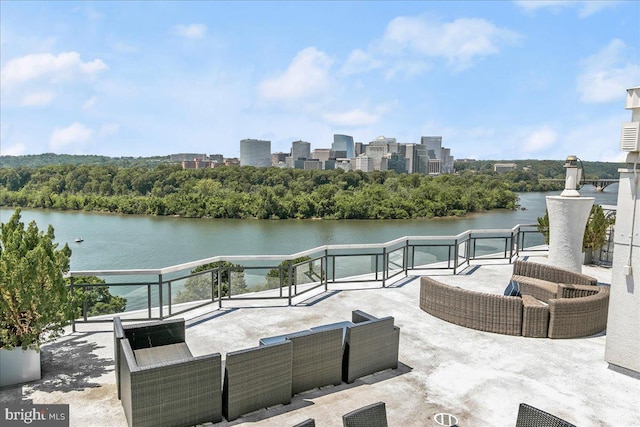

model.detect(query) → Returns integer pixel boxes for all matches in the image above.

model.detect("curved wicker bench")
[512,260,597,302]
[420,277,523,336]
[420,276,610,339]
[548,285,610,338]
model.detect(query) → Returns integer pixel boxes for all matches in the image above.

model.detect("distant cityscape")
[174,134,456,175]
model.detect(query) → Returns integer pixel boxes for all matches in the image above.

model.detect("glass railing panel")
[470,237,510,259]
[293,258,323,286]
[330,254,380,282]
[410,245,452,269]
[386,247,405,279]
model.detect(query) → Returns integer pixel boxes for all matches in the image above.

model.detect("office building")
[171,153,207,162]
[332,134,355,159]
[291,140,311,161]
[240,139,271,167]
[271,152,288,167]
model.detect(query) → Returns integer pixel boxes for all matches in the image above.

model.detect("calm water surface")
[0,188,618,272]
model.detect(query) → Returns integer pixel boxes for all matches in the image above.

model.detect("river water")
[0,187,618,272]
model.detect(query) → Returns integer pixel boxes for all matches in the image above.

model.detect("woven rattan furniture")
[342,310,400,384]
[222,340,293,421]
[283,328,344,395]
[420,277,524,336]
[419,276,609,339]
[512,260,597,302]
[521,295,549,338]
[342,401,388,427]
[515,403,576,427]
[113,317,222,427]
[548,285,610,338]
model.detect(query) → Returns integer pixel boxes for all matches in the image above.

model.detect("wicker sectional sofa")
[511,260,597,301]
[115,310,400,425]
[420,261,609,339]
[114,318,222,427]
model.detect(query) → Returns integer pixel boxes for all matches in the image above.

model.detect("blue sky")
[1,1,638,161]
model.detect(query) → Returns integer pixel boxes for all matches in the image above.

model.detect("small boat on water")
[75,237,84,243]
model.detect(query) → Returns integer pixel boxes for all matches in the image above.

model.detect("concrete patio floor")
[1,254,639,426]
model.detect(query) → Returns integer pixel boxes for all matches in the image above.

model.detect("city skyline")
[1,1,638,162]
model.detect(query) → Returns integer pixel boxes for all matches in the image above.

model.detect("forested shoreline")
[1,164,561,219]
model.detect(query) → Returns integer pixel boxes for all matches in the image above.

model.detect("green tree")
[265,256,314,289]
[583,204,615,251]
[67,276,127,317]
[0,208,72,350]
[174,261,246,303]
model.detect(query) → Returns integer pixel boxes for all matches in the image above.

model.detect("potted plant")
[582,204,614,265]
[0,208,73,386]
[537,204,615,265]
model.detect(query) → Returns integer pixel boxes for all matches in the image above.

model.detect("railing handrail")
[68,223,539,277]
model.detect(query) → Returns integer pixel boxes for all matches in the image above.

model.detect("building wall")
[421,136,442,160]
[355,155,374,172]
[332,134,354,159]
[312,149,333,164]
[171,153,207,162]
[240,139,271,167]
[291,140,311,160]
[605,162,640,373]
[271,152,288,167]
[494,163,518,173]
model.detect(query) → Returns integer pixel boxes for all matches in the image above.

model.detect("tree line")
[0,165,532,219]
[455,159,624,180]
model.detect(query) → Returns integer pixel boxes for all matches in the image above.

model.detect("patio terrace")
[1,254,639,426]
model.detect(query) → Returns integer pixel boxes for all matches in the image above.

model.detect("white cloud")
[341,49,383,76]
[513,1,620,18]
[172,24,207,39]
[323,109,380,127]
[21,91,55,107]
[258,47,334,100]
[381,16,520,71]
[577,39,640,104]
[50,122,93,150]
[523,125,557,153]
[1,52,107,87]
[564,113,629,162]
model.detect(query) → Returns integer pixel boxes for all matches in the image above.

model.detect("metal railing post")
[218,267,223,309]
[323,250,328,290]
[147,283,152,319]
[70,276,76,332]
[382,248,387,287]
[158,274,163,319]
[288,261,293,306]
[453,239,459,274]
[404,240,409,276]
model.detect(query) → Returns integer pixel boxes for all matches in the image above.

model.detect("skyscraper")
[240,139,271,167]
[291,140,311,160]
[332,134,355,158]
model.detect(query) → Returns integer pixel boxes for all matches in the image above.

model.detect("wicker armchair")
[516,403,576,427]
[222,340,293,421]
[285,327,344,395]
[113,317,222,427]
[342,311,400,384]
[342,401,388,427]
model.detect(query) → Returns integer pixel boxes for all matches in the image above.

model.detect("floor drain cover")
[434,413,459,426]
